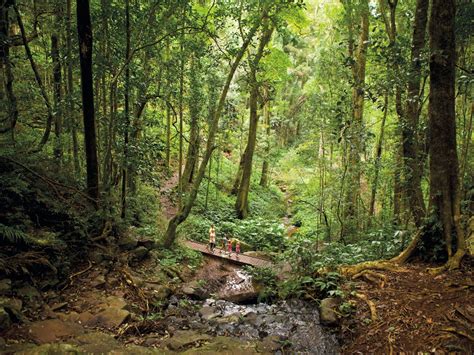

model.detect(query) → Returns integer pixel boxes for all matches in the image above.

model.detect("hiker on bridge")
[221,235,228,255]
[208,224,216,252]
[227,238,233,255]
[236,240,241,259]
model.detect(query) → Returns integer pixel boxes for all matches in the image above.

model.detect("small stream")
[175,269,339,354]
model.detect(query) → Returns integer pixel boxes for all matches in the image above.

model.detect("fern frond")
[0,223,30,244]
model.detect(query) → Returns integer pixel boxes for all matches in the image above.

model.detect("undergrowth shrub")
[283,228,406,272]
[179,170,287,252]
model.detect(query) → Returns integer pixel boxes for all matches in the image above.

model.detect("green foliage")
[182,214,285,252]
[279,271,344,300]
[243,265,278,301]
[284,228,405,272]
[0,223,30,244]
[156,245,202,269]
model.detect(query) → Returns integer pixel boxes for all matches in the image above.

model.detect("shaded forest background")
[1,0,473,278]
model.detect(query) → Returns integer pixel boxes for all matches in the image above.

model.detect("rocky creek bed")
[1,267,339,354]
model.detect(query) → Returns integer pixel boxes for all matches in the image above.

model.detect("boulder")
[118,235,138,250]
[86,307,130,329]
[319,298,338,325]
[130,246,149,261]
[185,335,259,354]
[217,271,259,304]
[199,306,219,321]
[148,284,171,302]
[91,275,106,288]
[182,281,208,300]
[104,295,127,309]
[72,332,121,353]
[17,343,81,354]
[28,319,85,344]
[161,330,212,351]
[57,311,94,325]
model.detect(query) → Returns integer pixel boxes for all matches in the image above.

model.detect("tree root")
[61,260,92,290]
[355,293,377,321]
[428,249,466,275]
[339,260,405,278]
[441,327,474,342]
[338,229,466,278]
[389,230,422,264]
[91,220,112,242]
[352,270,388,288]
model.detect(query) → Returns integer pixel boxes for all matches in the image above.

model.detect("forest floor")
[341,259,474,353]
[1,246,473,353]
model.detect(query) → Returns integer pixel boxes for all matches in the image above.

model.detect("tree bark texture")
[259,85,271,187]
[235,24,273,219]
[402,0,429,227]
[51,32,62,162]
[66,0,80,176]
[427,0,465,263]
[344,0,369,233]
[121,0,131,218]
[181,57,201,190]
[369,93,388,217]
[0,0,18,137]
[77,0,99,203]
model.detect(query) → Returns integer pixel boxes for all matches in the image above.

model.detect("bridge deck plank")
[184,240,273,268]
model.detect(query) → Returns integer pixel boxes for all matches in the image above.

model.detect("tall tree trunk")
[77,0,99,203]
[344,0,369,234]
[51,32,62,163]
[0,0,18,139]
[178,49,184,202]
[181,57,201,190]
[235,23,273,219]
[259,85,271,187]
[402,0,429,227]
[165,103,171,169]
[231,153,245,195]
[163,19,261,248]
[66,0,80,176]
[369,93,388,217]
[121,0,131,219]
[427,0,465,266]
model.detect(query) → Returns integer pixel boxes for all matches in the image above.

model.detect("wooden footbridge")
[184,240,273,268]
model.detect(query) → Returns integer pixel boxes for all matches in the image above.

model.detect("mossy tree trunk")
[259,85,271,187]
[426,0,465,266]
[235,23,273,219]
[343,0,369,235]
[402,0,429,227]
[181,57,202,190]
